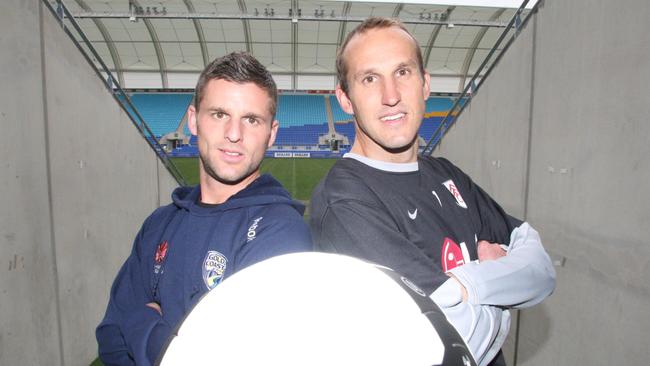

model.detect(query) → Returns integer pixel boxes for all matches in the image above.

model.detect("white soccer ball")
[160,252,475,366]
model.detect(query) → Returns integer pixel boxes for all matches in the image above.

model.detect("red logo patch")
[441,237,465,272]
[155,240,168,264]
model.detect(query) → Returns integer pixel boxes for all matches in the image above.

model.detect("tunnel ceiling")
[53,0,532,92]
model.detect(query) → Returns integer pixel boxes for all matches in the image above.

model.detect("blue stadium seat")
[276,95,329,127]
[274,123,329,146]
[329,96,353,123]
[128,93,193,137]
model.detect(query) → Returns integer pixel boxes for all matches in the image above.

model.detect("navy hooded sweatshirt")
[96,174,313,365]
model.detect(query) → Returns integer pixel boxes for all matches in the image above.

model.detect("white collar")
[343,153,419,173]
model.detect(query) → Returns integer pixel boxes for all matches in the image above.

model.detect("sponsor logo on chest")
[441,237,471,272]
[247,216,263,242]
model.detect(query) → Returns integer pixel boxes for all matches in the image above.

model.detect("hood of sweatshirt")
[171,174,304,216]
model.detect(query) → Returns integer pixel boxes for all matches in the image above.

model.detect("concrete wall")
[436,0,650,364]
[0,1,179,365]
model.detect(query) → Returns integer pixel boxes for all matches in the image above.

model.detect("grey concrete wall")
[0,1,62,365]
[435,11,535,220]
[436,0,650,365]
[0,1,179,365]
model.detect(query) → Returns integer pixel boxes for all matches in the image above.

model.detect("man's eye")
[246,117,259,125]
[363,75,376,84]
[213,112,226,119]
[397,68,410,76]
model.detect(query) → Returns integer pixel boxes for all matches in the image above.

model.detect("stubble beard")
[199,150,257,186]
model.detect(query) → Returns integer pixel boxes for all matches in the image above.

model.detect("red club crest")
[155,240,169,264]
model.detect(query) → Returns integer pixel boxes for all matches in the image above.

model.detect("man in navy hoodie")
[96,52,312,365]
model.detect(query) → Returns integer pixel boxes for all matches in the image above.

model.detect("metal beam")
[335,2,352,56]
[392,4,404,17]
[183,0,209,67]
[458,8,505,92]
[237,0,252,53]
[423,7,455,69]
[133,0,167,87]
[83,40,495,51]
[107,69,479,79]
[291,0,298,91]
[71,11,509,28]
[333,2,352,87]
[73,0,124,86]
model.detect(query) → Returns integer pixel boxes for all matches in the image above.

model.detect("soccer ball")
[160,252,475,366]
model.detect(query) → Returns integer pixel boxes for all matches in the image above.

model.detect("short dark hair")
[194,51,278,118]
[336,17,426,94]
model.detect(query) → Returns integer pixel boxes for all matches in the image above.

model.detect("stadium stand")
[276,95,329,127]
[129,93,193,136]
[329,95,353,123]
[274,123,329,146]
[127,93,457,157]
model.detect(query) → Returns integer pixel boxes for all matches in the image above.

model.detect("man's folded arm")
[431,276,507,366]
[448,222,556,308]
[96,235,174,366]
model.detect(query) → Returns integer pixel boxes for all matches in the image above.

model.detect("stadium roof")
[54,0,534,93]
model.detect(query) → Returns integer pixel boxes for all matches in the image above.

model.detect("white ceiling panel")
[161,43,204,71]
[206,42,248,59]
[249,19,291,43]
[201,19,246,43]
[191,0,242,13]
[151,19,200,42]
[298,20,340,44]
[252,43,292,72]
[347,2,395,18]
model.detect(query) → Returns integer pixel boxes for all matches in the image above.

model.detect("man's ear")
[422,72,431,101]
[335,83,354,115]
[267,120,279,148]
[188,104,198,136]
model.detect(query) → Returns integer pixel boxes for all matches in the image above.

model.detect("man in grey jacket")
[310,17,556,366]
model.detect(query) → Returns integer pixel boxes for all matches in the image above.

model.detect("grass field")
[170,157,338,202]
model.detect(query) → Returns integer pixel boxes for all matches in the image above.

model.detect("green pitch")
[170,157,338,201]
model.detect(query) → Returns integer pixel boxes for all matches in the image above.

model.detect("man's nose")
[225,120,242,143]
[381,78,401,106]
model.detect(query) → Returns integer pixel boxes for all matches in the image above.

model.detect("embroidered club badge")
[155,241,169,264]
[203,250,227,290]
[154,240,169,275]
[442,180,468,209]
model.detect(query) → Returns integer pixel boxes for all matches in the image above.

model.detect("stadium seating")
[128,93,193,137]
[329,95,353,123]
[125,93,457,157]
[274,123,329,146]
[276,95,329,127]
[419,117,443,143]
